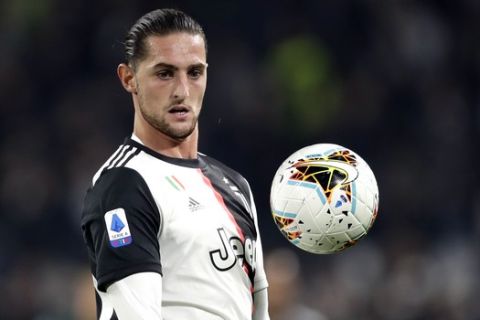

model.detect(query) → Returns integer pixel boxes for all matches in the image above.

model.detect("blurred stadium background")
[0,0,479,319]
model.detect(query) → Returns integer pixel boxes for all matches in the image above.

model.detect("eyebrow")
[152,62,207,70]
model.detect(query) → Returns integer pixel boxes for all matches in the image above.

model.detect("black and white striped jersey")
[81,135,268,319]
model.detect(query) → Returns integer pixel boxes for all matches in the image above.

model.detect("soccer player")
[80,8,270,320]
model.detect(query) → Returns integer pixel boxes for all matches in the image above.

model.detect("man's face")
[132,33,207,141]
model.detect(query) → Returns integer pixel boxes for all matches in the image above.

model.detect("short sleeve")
[81,167,162,292]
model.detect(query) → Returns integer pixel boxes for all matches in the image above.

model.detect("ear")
[117,63,137,94]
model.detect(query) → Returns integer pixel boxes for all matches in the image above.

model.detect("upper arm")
[81,167,162,292]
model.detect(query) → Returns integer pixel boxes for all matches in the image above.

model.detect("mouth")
[168,105,190,115]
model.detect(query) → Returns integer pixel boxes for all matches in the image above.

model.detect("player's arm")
[107,272,163,319]
[246,181,270,320]
[252,235,270,320]
[82,167,163,318]
[253,287,270,320]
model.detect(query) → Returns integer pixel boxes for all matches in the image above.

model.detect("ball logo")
[291,159,359,185]
[209,228,256,273]
[288,150,359,200]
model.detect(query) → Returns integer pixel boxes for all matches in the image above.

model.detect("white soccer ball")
[270,143,379,254]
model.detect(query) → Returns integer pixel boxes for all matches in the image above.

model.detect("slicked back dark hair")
[124,9,207,68]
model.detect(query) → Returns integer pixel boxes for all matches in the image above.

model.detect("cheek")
[193,82,207,100]
[138,87,167,111]
[146,80,166,92]
[143,83,170,101]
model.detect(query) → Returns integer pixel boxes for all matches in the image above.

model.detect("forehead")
[141,33,206,68]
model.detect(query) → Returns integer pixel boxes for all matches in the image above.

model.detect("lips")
[167,105,192,121]
[168,105,190,114]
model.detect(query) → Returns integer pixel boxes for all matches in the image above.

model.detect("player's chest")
[156,170,246,242]
[151,168,258,273]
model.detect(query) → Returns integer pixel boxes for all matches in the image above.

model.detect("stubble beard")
[139,103,198,141]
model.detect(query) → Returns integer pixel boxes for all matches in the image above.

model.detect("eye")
[188,68,204,79]
[156,70,173,80]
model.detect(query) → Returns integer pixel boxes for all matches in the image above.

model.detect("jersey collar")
[125,136,203,169]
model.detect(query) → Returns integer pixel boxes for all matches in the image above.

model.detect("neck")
[133,117,199,160]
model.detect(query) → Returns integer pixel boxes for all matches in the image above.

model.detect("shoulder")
[83,167,157,221]
[91,141,143,185]
[93,166,147,196]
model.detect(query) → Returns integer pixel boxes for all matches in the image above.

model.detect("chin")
[164,125,197,141]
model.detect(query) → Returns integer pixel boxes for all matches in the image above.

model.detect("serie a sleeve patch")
[104,208,133,248]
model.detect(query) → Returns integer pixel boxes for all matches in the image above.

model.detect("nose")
[172,73,189,100]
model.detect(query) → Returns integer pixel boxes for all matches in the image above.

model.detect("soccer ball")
[270,143,379,254]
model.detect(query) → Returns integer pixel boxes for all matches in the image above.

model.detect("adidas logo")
[188,197,204,212]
